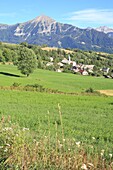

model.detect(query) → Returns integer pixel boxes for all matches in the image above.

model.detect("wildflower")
[92,137,95,140]
[59,144,63,148]
[6,143,10,147]
[23,127,29,131]
[3,127,12,131]
[109,154,112,158]
[101,149,105,153]
[90,145,94,149]
[4,148,8,152]
[69,157,71,161]
[33,139,36,142]
[101,149,105,156]
[76,141,80,147]
[101,152,104,156]
[88,163,94,167]
[0,146,3,149]
[63,138,66,142]
[36,142,39,146]
[81,164,88,170]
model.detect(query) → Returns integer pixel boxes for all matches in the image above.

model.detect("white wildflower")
[69,157,71,161]
[63,138,66,142]
[4,148,8,152]
[33,139,36,142]
[92,137,95,140]
[59,144,63,148]
[76,141,80,147]
[0,146,3,149]
[101,149,105,153]
[88,163,94,167]
[36,142,39,146]
[23,127,29,131]
[109,154,112,158]
[81,164,88,170]
[90,145,94,149]
[101,149,105,156]
[3,127,12,131]
[101,152,104,156]
[6,144,10,147]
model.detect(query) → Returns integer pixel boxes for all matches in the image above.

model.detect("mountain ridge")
[0,15,113,53]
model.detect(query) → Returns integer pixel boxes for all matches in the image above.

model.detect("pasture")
[0,64,113,92]
[0,65,113,146]
[0,64,113,169]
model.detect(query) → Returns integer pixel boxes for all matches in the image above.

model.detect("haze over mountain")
[0,15,113,53]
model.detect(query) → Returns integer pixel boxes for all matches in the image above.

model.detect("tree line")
[0,42,113,77]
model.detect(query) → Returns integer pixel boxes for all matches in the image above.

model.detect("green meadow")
[0,65,113,141]
[0,64,113,92]
[0,90,113,143]
[0,64,113,169]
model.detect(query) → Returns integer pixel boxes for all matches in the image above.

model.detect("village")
[46,55,112,77]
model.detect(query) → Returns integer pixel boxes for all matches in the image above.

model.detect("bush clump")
[85,87,94,93]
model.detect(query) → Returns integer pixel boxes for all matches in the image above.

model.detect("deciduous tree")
[17,47,37,77]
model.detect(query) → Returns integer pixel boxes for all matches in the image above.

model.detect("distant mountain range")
[0,15,113,53]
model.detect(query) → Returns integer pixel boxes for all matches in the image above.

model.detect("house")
[46,62,53,66]
[111,73,113,78]
[82,70,89,76]
[72,61,76,67]
[73,68,80,73]
[104,75,111,78]
[57,62,64,68]
[83,65,94,70]
[56,69,62,73]
[61,58,69,64]
[102,68,110,74]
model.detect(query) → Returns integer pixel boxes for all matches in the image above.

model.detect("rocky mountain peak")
[31,15,56,24]
[0,15,113,53]
[96,26,113,34]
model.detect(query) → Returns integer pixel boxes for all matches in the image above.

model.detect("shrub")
[12,82,21,87]
[85,87,94,93]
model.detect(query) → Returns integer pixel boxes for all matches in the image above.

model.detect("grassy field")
[0,65,113,141]
[0,89,113,140]
[0,64,113,93]
[0,64,113,169]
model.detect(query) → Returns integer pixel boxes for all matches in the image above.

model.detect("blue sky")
[0,0,113,28]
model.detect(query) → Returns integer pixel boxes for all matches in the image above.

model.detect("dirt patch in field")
[41,47,74,54]
[99,90,113,96]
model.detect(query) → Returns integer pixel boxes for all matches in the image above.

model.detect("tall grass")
[0,107,113,170]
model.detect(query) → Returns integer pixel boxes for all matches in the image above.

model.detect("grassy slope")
[0,65,113,149]
[0,64,113,92]
[0,90,113,144]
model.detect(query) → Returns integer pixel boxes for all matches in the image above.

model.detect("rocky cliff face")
[0,15,113,53]
[96,26,113,34]
[95,26,113,39]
